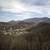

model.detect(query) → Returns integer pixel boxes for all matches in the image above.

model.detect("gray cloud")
[17,0,48,6]
[0,0,48,22]
[48,0,50,17]
[0,9,47,22]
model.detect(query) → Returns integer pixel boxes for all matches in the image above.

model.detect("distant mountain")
[0,17,50,25]
[8,20,19,25]
[24,17,50,23]
[8,17,50,24]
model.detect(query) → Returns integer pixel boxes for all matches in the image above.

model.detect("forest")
[0,21,49,50]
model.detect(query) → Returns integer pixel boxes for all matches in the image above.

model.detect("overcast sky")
[0,0,49,22]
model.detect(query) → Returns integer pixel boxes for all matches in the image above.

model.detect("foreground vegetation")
[0,22,49,50]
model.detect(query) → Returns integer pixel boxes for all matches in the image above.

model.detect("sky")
[0,0,49,22]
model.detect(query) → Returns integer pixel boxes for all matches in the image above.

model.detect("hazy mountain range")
[0,17,50,25]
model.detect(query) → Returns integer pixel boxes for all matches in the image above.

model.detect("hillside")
[0,21,49,50]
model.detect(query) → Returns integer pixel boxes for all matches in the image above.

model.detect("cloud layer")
[18,0,47,6]
[0,0,48,22]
